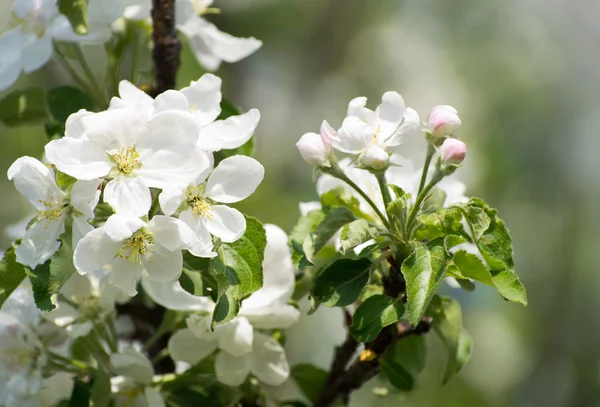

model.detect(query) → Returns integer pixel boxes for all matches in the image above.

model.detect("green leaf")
[46,86,94,124]
[339,219,378,255]
[0,88,48,127]
[381,335,427,392]
[211,216,266,326]
[90,366,111,407]
[289,210,325,271]
[310,207,355,254]
[350,294,405,342]
[69,378,91,407]
[401,238,449,327]
[290,364,328,403]
[421,187,447,213]
[55,170,77,190]
[459,204,490,241]
[320,186,373,220]
[311,257,371,307]
[29,231,77,311]
[418,207,469,240]
[0,248,27,308]
[58,0,89,35]
[428,296,473,383]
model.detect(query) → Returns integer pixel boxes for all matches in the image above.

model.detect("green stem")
[53,46,96,97]
[131,28,141,85]
[48,351,94,371]
[417,144,436,197]
[375,172,392,209]
[72,45,107,107]
[405,170,444,237]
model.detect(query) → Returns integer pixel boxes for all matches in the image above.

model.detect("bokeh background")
[1,0,597,406]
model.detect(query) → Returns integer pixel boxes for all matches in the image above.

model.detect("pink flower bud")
[296,132,332,167]
[439,138,467,165]
[427,105,462,139]
[362,145,389,170]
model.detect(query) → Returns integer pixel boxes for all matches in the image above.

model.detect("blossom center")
[0,343,39,374]
[118,228,154,265]
[19,11,47,37]
[36,195,69,222]
[111,146,142,175]
[185,185,214,219]
[75,296,103,319]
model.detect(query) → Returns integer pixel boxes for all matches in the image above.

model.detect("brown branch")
[151,0,181,96]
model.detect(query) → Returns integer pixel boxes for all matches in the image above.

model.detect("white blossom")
[73,214,200,296]
[296,120,337,167]
[110,349,165,407]
[45,108,210,218]
[7,156,101,268]
[159,155,264,256]
[426,105,462,139]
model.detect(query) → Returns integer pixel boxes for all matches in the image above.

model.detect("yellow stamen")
[185,185,214,219]
[117,229,154,265]
[36,195,68,223]
[111,146,142,175]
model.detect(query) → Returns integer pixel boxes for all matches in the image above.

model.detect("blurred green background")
[1,0,596,405]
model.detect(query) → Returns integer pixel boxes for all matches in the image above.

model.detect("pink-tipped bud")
[296,132,332,167]
[427,105,462,139]
[439,138,467,166]
[362,145,389,170]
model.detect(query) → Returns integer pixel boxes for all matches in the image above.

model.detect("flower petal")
[250,332,290,386]
[110,348,154,385]
[45,137,111,180]
[241,304,300,330]
[143,244,182,283]
[142,110,200,150]
[72,216,94,249]
[205,156,264,203]
[215,352,250,387]
[158,188,186,216]
[153,90,190,114]
[81,109,146,150]
[347,96,376,125]
[16,219,64,268]
[136,146,209,190]
[148,215,198,251]
[22,34,53,73]
[109,80,154,119]
[186,313,218,340]
[104,214,146,242]
[215,317,253,357]
[168,328,218,364]
[70,179,101,218]
[140,276,214,312]
[179,73,222,127]
[103,177,152,218]
[202,205,245,243]
[65,109,93,139]
[375,91,406,141]
[179,210,216,258]
[7,156,62,210]
[0,29,27,91]
[109,257,143,296]
[385,107,421,147]
[74,228,120,275]
[198,109,260,151]
[199,20,262,64]
[144,387,165,407]
[336,116,374,153]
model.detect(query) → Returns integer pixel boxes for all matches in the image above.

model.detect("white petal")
[205,156,264,203]
[153,90,189,113]
[336,116,374,153]
[215,352,250,387]
[199,20,262,63]
[186,314,218,340]
[141,276,214,312]
[109,257,143,296]
[43,301,79,328]
[374,91,406,141]
[158,188,186,216]
[103,177,152,218]
[202,205,245,243]
[198,109,260,151]
[7,156,62,209]
[142,110,200,150]
[179,73,222,127]
[215,317,253,357]
[148,215,198,251]
[250,332,290,386]
[64,109,93,139]
[144,387,165,407]
[74,228,120,275]
[60,272,94,300]
[69,321,94,338]
[385,107,421,147]
[136,146,209,190]
[110,348,154,385]
[22,34,52,73]
[0,29,27,91]
[71,216,94,249]
[81,109,146,150]
[104,214,145,242]
[179,210,216,258]
[168,328,218,364]
[45,138,111,180]
[241,304,300,330]
[16,219,64,268]
[70,179,101,218]
[142,244,182,282]
[347,96,375,125]
[37,373,73,407]
[110,80,154,119]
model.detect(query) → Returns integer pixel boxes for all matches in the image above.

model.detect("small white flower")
[174,0,262,70]
[45,108,210,218]
[335,92,420,158]
[0,0,60,90]
[73,214,199,296]
[110,349,165,407]
[296,120,337,167]
[7,156,100,268]
[159,155,264,256]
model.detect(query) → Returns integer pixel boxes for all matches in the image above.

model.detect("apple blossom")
[159,155,264,256]
[361,145,389,170]
[334,92,420,158]
[7,156,101,268]
[110,349,165,407]
[73,214,200,295]
[427,105,462,139]
[439,138,467,165]
[296,120,337,167]
[45,108,210,218]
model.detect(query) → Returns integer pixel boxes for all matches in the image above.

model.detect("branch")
[151,0,181,96]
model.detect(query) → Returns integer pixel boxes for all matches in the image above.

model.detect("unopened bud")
[296,132,332,167]
[427,105,461,139]
[439,138,467,166]
[361,145,389,170]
